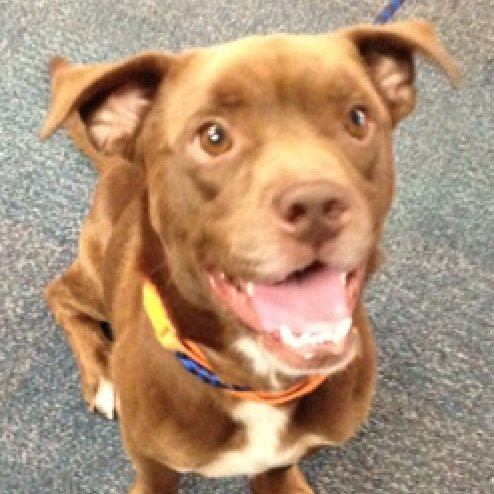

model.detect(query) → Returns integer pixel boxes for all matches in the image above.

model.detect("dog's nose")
[273,181,350,244]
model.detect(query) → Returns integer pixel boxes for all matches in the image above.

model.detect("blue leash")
[374,0,408,24]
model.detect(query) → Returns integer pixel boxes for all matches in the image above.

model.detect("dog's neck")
[145,273,327,398]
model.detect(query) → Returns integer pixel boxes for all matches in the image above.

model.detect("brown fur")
[42,21,457,493]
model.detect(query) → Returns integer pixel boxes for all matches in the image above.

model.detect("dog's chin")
[207,262,366,376]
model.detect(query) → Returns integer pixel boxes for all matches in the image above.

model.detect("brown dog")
[41,20,457,494]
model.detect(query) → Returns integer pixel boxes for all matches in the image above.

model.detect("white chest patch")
[196,401,327,478]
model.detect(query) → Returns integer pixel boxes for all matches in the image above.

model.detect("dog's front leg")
[45,260,115,419]
[128,454,180,494]
[250,465,314,494]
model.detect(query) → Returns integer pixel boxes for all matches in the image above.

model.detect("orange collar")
[143,280,327,405]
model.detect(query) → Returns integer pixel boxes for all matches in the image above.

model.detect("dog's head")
[42,21,457,379]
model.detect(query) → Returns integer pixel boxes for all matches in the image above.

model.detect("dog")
[41,20,457,493]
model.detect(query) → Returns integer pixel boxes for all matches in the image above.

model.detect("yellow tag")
[143,281,183,351]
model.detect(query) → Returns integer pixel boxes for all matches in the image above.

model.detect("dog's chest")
[195,401,327,477]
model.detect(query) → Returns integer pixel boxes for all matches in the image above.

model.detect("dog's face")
[152,34,394,376]
[42,21,457,379]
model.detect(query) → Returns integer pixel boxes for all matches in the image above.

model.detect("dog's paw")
[89,377,117,420]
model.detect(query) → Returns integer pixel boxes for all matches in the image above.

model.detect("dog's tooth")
[340,273,347,285]
[332,318,352,343]
[280,324,291,333]
[279,324,294,346]
[279,324,292,339]
[299,333,312,347]
[310,332,324,345]
[322,332,335,344]
[245,282,255,298]
[280,325,306,349]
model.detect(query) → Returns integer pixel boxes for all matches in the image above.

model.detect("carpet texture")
[1,1,493,493]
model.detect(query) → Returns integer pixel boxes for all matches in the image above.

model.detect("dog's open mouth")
[208,262,365,373]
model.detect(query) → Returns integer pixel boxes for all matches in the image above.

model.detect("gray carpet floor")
[1,1,493,493]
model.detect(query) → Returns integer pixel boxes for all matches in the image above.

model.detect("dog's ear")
[40,52,180,158]
[341,20,459,125]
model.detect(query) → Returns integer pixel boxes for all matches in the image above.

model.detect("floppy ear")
[40,51,178,160]
[341,20,459,125]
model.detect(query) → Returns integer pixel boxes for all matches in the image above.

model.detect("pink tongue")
[250,267,349,333]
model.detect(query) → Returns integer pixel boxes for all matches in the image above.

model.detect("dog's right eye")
[198,123,232,156]
[345,106,370,140]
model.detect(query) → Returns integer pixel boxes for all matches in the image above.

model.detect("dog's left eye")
[345,107,369,139]
[198,123,232,156]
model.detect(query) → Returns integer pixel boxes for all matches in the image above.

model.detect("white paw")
[90,377,117,420]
